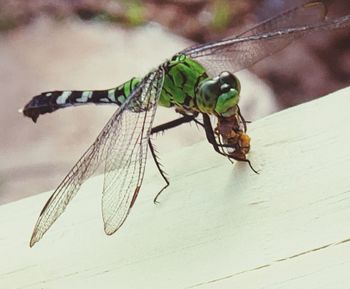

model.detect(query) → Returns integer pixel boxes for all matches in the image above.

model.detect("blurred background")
[0,0,349,204]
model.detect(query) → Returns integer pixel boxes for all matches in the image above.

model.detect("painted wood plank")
[1,86,350,289]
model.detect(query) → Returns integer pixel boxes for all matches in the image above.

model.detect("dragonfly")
[22,0,350,247]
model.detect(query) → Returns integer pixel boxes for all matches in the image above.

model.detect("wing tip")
[29,233,39,248]
[104,224,117,236]
[29,226,44,247]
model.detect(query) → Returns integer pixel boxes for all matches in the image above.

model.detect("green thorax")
[159,54,241,117]
[159,54,209,111]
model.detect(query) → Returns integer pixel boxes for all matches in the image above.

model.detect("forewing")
[101,69,164,235]
[29,71,162,247]
[235,0,327,38]
[181,0,338,75]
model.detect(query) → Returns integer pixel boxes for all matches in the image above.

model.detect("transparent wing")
[101,69,164,235]
[181,0,350,75]
[30,69,164,247]
[235,0,327,38]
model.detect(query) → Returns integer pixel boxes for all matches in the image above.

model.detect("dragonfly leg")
[190,116,205,129]
[177,111,204,128]
[151,114,198,135]
[148,139,170,204]
[202,113,227,155]
[202,113,258,173]
[236,105,247,132]
[217,134,234,164]
[227,153,258,174]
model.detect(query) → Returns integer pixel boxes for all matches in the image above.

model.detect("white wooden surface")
[1,87,350,289]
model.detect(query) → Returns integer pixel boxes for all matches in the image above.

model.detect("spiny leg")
[217,133,234,164]
[236,105,247,132]
[202,113,227,155]
[176,111,205,129]
[148,140,170,204]
[149,113,204,203]
[151,114,200,135]
[228,153,258,174]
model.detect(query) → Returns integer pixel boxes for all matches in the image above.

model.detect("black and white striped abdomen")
[22,77,140,122]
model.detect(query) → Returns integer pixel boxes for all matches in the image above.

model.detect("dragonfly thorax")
[160,55,241,117]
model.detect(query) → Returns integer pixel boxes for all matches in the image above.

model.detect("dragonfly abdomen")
[23,77,141,122]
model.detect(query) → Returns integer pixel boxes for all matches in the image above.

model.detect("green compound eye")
[219,71,240,91]
[214,72,241,116]
[220,83,231,93]
[197,79,221,113]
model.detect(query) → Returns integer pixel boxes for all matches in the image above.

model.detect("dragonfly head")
[197,71,240,117]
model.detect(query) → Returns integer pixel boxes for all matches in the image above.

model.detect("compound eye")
[219,71,239,89]
[221,83,231,93]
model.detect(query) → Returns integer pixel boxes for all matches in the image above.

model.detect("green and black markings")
[24,54,242,122]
